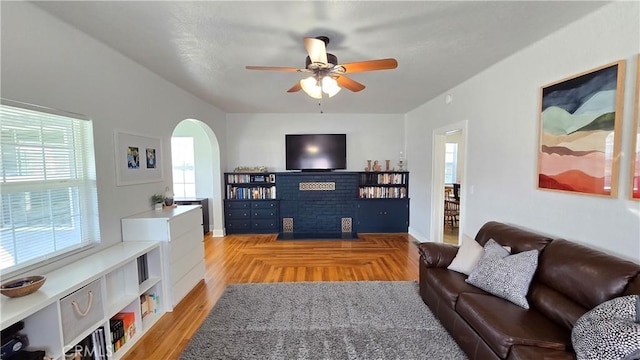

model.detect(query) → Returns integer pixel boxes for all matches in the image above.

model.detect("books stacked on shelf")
[109,312,135,353]
[227,173,275,184]
[140,292,160,319]
[64,327,107,360]
[226,186,276,200]
[359,172,407,185]
[136,254,148,284]
[359,186,407,199]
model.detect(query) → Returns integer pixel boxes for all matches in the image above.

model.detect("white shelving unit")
[121,205,205,309]
[0,241,165,360]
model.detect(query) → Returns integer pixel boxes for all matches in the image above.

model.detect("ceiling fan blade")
[303,37,328,65]
[287,82,302,93]
[340,58,398,73]
[336,75,366,92]
[245,66,300,72]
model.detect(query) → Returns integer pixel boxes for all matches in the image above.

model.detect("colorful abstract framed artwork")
[631,55,640,200]
[537,60,626,197]
[114,129,163,186]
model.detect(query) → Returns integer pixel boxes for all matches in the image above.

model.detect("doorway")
[171,119,224,237]
[430,120,468,245]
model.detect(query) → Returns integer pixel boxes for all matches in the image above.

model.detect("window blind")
[0,99,100,273]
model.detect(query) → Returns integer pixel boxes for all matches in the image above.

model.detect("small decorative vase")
[154,203,163,211]
[164,187,174,206]
[385,160,390,171]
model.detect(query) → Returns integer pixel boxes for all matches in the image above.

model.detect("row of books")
[65,327,107,360]
[359,172,407,185]
[359,186,407,199]
[226,186,276,199]
[227,173,275,184]
[109,312,135,353]
[136,254,149,285]
[140,292,160,319]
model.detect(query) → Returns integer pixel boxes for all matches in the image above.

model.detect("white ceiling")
[33,1,608,114]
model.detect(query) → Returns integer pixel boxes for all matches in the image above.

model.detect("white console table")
[121,205,205,309]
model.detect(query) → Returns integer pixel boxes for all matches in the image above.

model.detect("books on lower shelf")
[65,327,107,360]
[359,186,407,199]
[140,292,160,319]
[109,312,135,353]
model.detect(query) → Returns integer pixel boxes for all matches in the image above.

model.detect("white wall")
[226,113,406,172]
[1,2,228,270]
[406,2,640,261]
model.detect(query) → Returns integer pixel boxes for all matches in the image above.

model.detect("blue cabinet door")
[356,199,409,233]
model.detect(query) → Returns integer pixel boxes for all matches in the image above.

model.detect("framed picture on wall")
[114,129,164,186]
[631,55,640,200]
[537,60,626,197]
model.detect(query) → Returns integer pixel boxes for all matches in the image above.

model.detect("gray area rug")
[180,281,467,360]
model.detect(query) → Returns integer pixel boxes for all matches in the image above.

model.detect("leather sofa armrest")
[417,242,459,268]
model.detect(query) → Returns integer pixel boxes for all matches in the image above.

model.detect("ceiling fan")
[245,36,398,99]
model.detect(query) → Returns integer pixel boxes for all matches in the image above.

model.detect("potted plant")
[151,194,165,210]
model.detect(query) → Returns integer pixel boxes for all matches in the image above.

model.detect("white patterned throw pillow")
[465,239,539,309]
[572,295,640,360]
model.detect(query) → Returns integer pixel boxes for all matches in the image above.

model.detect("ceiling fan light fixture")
[322,76,341,97]
[300,76,323,99]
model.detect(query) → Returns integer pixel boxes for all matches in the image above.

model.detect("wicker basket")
[1,275,46,298]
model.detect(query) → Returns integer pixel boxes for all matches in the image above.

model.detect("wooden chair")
[444,199,459,228]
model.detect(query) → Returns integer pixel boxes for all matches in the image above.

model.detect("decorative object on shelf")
[234,166,268,173]
[537,60,625,197]
[385,160,391,171]
[372,160,382,171]
[365,160,372,171]
[151,194,165,210]
[164,186,174,206]
[114,130,163,186]
[631,55,640,200]
[398,152,406,171]
[1,275,46,298]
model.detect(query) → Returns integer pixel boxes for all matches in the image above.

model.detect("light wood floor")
[444,226,459,245]
[121,233,422,360]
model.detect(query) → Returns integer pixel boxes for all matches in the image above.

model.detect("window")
[444,142,458,184]
[171,137,195,198]
[0,100,100,274]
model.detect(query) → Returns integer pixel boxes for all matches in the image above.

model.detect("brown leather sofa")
[418,221,640,360]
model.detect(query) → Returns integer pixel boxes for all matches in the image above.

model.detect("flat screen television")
[285,134,346,171]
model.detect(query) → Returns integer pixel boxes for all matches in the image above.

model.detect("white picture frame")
[114,129,163,186]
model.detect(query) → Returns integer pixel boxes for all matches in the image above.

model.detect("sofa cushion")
[537,239,640,310]
[466,239,539,309]
[572,295,640,360]
[457,293,570,358]
[424,267,488,309]
[508,345,576,360]
[474,221,553,253]
[528,282,588,331]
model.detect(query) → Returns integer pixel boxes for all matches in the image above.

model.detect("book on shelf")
[136,254,148,284]
[226,185,276,200]
[110,312,135,352]
[140,292,160,319]
[359,172,407,185]
[227,173,275,184]
[359,186,407,199]
[109,319,124,353]
[65,327,107,360]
